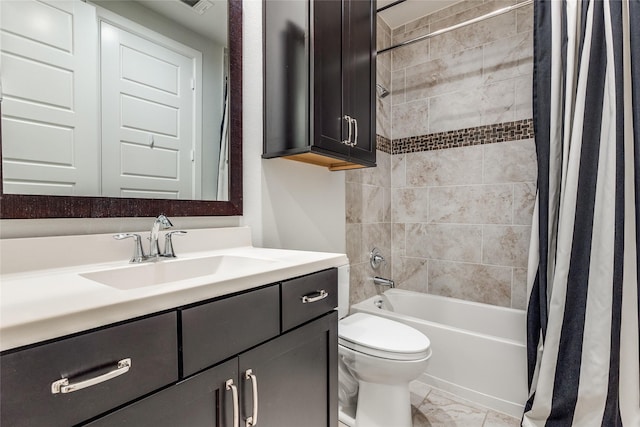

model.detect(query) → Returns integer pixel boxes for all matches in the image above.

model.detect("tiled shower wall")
[346,0,536,309]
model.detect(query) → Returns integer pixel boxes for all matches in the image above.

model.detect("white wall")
[0,0,346,255]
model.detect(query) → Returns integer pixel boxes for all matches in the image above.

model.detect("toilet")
[337,266,432,427]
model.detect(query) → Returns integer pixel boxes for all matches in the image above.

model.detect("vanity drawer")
[281,268,338,331]
[181,284,280,377]
[0,312,178,427]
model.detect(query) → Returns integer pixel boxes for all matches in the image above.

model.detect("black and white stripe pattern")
[524,0,640,425]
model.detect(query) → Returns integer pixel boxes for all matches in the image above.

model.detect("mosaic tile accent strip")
[390,118,534,155]
[376,134,392,154]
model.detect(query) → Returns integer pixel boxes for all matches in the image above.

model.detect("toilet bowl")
[337,266,432,427]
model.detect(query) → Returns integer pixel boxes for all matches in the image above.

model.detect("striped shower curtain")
[523,0,639,426]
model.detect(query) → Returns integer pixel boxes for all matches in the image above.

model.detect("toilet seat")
[339,313,431,361]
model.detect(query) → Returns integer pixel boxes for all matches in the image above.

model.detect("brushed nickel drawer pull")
[245,369,258,426]
[226,379,240,427]
[51,358,131,394]
[342,115,353,146]
[301,289,328,304]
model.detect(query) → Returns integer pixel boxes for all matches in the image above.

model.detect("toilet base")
[354,381,412,427]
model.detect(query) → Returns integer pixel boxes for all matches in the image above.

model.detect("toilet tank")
[338,264,350,319]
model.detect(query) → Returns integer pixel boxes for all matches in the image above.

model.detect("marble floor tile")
[338,383,521,426]
[417,389,487,427]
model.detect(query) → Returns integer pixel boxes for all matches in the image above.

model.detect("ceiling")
[377,0,461,29]
[134,0,228,46]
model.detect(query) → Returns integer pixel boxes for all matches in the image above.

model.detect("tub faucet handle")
[370,247,386,270]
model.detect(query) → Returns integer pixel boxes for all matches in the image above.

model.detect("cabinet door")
[239,312,338,427]
[343,0,376,164]
[312,0,350,158]
[85,359,238,427]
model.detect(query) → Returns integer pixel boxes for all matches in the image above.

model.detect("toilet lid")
[338,313,431,361]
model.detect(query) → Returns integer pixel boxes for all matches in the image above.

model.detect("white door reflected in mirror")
[0,0,229,201]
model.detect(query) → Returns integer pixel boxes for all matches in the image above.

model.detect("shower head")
[376,83,390,99]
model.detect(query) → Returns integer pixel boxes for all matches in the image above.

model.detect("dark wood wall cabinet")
[263,0,377,171]
[0,268,338,427]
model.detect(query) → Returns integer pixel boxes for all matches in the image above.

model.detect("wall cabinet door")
[239,311,338,427]
[263,0,376,170]
[85,359,238,427]
[341,0,376,164]
[313,0,376,164]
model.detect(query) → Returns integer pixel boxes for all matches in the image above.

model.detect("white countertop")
[0,227,348,352]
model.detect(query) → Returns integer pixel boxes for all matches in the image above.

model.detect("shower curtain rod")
[377,0,533,55]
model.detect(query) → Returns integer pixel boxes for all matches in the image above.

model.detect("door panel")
[344,0,375,163]
[85,359,238,427]
[100,21,196,199]
[0,0,99,195]
[239,312,338,427]
[313,0,349,156]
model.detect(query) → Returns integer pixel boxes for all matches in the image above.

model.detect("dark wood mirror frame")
[0,0,242,219]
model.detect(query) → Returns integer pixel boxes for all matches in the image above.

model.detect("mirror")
[0,0,243,218]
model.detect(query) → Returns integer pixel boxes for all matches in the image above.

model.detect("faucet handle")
[162,231,187,258]
[114,233,147,263]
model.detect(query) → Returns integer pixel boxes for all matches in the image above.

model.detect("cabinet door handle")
[226,379,240,427]
[301,289,329,303]
[352,117,358,147]
[51,358,131,394]
[342,115,353,146]
[244,369,259,427]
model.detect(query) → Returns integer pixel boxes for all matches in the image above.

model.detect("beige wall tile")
[392,222,406,258]
[430,8,516,59]
[363,150,391,188]
[362,223,391,269]
[391,69,406,106]
[512,267,528,310]
[514,182,536,225]
[482,225,531,268]
[428,260,512,306]
[394,256,429,293]
[392,99,430,139]
[349,262,379,305]
[428,88,484,133]
[483,139,537,184]
[429,184,513,224]
[406,223,483,263]
[346,223,363,264]
[515,73,533,120]
[393,187,430,222]
[345,182,362,223]
[482,31,532,85]
[480,79,516,125]
[516,2,534,33]
[362,185,385,223]
[391,154,406,188]
[405,46,483,101]
[392,39,430,71]
[406,145,483,187]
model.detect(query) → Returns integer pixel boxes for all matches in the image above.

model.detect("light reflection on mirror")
[0,0,229,201]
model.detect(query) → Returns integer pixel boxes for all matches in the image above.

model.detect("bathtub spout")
[373,276,395,288]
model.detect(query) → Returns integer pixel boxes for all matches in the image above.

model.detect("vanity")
[0,227,347,427]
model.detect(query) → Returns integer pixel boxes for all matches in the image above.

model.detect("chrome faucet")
[114,214,187,263]
[373,276,395,288]
[149,214,173,258]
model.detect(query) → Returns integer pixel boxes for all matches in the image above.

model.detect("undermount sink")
[81,255,277,290]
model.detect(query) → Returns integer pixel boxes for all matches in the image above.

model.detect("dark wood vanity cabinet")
[263,0,376,171]
[0,268,338,427]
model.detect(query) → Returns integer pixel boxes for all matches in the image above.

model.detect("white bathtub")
[351,289,528,418]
